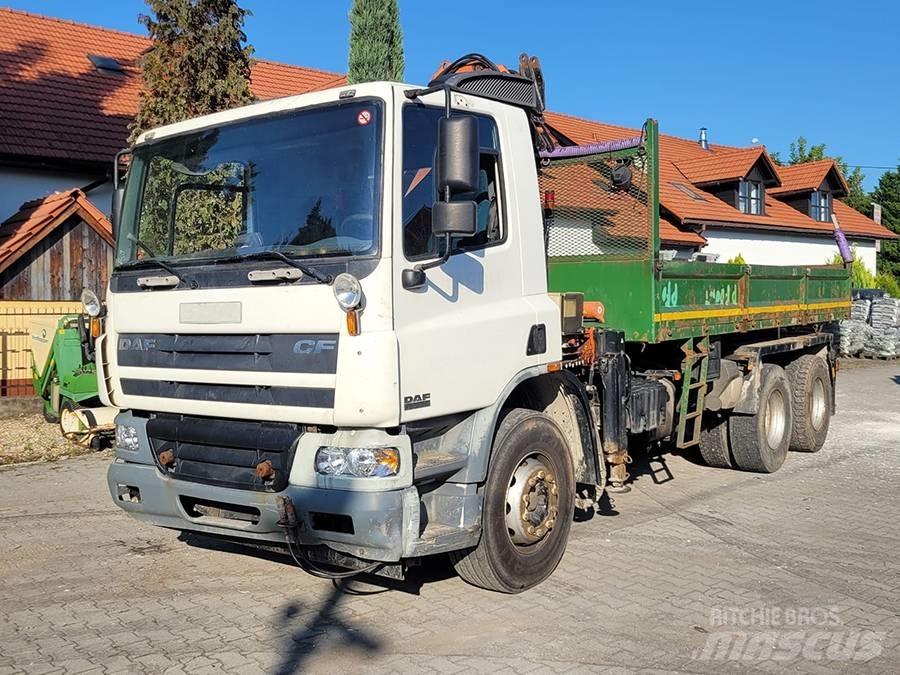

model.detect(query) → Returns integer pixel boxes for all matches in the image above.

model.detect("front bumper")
[108,461,417,562]
[107,412,419,562]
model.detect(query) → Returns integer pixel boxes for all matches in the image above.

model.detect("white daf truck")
[101,55,846,592]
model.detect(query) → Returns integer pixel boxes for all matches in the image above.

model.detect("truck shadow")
[272,580,379,675]
[178,533,458,672]
[178,530,456,594]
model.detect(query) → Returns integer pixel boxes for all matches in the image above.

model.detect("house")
[0,190,114,395]
[545,114,896,270]
[0,7,345,222]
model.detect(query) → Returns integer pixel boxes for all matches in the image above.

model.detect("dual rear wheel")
[699,356,832,473]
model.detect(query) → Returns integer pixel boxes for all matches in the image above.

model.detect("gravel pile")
[0,412,88,465]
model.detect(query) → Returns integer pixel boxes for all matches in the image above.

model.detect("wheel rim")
[811,378,827,431]
[764,389,786,447]
[505,454,559,546]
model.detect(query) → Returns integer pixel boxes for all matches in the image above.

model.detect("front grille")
[146,413,301,492]
[117,333,339,373]
[122,378,334,408]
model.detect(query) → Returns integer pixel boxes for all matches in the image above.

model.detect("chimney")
[873,202,883,224]
[698,127,709,151]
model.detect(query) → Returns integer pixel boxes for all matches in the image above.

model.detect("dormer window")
[811,190,831,222]
[738,180,763,215]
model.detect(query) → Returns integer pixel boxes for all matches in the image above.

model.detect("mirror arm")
[417,234,453,273]
[401,234,452,290]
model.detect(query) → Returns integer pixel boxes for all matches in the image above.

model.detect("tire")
[785,355,831,453]
[450,408,575,593]
[698,413,734,468]
[42,406,59,424]
[728,364,792,473]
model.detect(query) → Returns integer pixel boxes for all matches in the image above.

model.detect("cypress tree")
[130,0,254,142]
[347,0,404,84]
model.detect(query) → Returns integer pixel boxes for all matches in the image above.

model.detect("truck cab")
[103,78,571,589]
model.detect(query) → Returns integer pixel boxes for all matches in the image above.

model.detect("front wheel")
[450,408,575,593]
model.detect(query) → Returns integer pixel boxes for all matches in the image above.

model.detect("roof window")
[88,54,125,73]
[738,180,764,215]
[671,181,706,201]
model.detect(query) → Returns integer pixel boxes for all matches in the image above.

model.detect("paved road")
[1,361,899,674]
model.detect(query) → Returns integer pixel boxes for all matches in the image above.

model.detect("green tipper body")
[545,120,851,343]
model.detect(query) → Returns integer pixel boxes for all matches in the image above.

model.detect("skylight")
[671,182,706,201]
[88,54,124,73]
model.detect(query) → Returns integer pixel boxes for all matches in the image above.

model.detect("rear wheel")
[729,364,792,473]
[698,413,734,468]
[785,354,831,453]
[450,408,575,593]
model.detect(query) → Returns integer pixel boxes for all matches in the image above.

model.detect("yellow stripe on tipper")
[654,300,850,323]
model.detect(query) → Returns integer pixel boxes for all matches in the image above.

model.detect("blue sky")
[7,0,899,189]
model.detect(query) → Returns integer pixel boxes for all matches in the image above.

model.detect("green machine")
[31,311,115,446]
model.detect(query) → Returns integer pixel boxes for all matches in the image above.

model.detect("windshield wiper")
[119,235,186,283]
[227,250,334,285]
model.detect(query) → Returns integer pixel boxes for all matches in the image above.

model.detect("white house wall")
[0,167,112,221]
[702,229,878,274]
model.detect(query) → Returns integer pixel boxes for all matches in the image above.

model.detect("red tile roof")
[0,8,891,245]
[0,8,345,165]
[770,159,849,196]
[0,189,112,275]
[545,111,895,242]
[675,147,779,186]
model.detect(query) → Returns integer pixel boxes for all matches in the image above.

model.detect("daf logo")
[292,339,337,355]
[404,393,431,411]
[119,337,157,351]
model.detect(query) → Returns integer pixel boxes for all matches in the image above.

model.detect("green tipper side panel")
[654,262,851,341]
[545,119,851,343]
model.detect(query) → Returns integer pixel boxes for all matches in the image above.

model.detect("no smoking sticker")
[357,110,372,126]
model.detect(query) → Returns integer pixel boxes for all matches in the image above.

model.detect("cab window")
[402,106,502,260]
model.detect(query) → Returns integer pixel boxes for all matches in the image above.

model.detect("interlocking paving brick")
[0,362,898,674]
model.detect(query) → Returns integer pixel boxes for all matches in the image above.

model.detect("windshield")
[116,100,383,267]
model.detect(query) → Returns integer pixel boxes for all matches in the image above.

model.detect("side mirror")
[112,148,130,240]
[432,200,477,237]
[401,114,480,291]
[111,185,125,240]
[435,116,479,195]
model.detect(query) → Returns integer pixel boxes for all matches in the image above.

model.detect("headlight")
[115,424,139,452]
[81,288,102,317]
[315,446,399,477]
[332,273,362,310]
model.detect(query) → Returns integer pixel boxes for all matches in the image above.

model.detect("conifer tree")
[347,0,404,84]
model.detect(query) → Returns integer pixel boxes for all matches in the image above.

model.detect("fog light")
[115,424,139,452]
[315,446,399,477]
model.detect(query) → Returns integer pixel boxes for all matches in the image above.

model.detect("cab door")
[392,95,552,421]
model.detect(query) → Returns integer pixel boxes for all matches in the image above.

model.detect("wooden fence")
[0,300,82,397]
